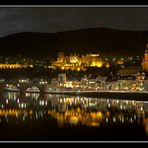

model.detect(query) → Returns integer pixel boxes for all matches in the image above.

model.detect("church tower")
[143,42,148,72]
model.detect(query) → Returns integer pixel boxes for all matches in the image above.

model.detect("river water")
[0,91,147,141]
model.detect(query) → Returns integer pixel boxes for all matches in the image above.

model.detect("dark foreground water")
[0,91,147,141]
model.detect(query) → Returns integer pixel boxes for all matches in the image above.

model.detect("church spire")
[143,39,148,72]
[146,38,148,51]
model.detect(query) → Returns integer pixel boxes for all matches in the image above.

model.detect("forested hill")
[0,27,147,58]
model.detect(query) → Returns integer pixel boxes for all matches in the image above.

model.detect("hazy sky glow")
[0,7,148,37]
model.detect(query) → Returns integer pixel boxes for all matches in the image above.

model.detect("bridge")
[0,82,49,98]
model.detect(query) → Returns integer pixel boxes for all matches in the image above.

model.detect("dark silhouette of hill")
[0,28,147,58]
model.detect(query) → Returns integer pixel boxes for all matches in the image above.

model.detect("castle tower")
[143,42,148,72]
[57,52,65,63]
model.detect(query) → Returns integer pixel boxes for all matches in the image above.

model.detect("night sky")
[0,7,148,37]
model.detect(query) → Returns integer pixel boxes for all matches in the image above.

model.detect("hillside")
[0,28,147,58]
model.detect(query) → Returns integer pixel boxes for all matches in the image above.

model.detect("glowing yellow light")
[91,112,97,119]
[91,122,98,127]
[97,62,103,67]
[107,111,110,116]
[106,63,110,68]
[50,53,110,71]
[97,112,103,118]
[69,116,78,124]
[29,65,33,68]
[0,63,33,69]
[29,110,33,115]
[61,67,65,70]
[117,59,124,65]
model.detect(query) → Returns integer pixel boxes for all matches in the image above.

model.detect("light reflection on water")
[4,91,20,101]
[26,92,40,100]
[0,91,148,140]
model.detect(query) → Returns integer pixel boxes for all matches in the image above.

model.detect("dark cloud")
[0,7,148,37]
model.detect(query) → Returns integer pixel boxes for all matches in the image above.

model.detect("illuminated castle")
[143,43,148,72]
[51,52,110,71]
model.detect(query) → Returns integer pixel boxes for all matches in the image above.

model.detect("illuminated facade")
[143,47,148,72]
[0,64,33,69]
[51,52,110,71]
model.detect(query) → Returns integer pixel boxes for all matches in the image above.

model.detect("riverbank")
[46,91,148,101]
